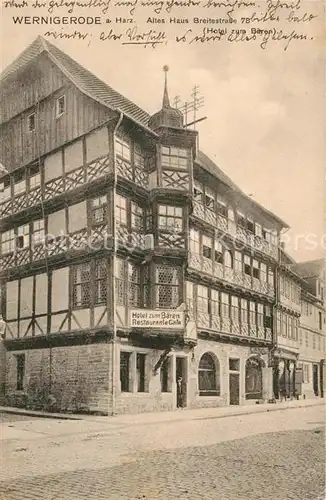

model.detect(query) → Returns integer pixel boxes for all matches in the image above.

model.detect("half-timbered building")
[0,37,291,414]
[295,259,326,399]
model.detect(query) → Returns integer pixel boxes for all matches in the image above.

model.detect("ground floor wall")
[297,357,324,399]
[5,341,113,414]
[4,337,274,416]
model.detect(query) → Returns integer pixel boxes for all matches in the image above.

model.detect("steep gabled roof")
[0,36,151,130]
[291,259,325,279]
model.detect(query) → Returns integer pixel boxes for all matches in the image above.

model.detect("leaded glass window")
[155,265,181,309]
[115,258,126,306]
[95,260,107,305]
[72,263,91,308]
[143,265,150,308]
[128,262,141,307]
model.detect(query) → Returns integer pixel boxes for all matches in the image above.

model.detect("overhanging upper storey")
[191,151,289,262]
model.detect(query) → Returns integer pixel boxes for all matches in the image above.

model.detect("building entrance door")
[320,362,324,398]
[176,357,187,408]
[229,373,240,405]
[313,364,319,396]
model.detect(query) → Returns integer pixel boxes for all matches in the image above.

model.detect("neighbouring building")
[294,259,326,399]
[0,36,321,416]
[272,251,302,399]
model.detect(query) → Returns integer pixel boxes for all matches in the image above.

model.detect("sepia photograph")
[0,3,325,497]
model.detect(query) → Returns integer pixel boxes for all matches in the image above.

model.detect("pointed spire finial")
[162,65,170,108]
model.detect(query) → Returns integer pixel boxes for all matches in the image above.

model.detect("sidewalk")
[1,397,324,427]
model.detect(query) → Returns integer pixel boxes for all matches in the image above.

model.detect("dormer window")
[28,113,35,132]
[56,95,66,117]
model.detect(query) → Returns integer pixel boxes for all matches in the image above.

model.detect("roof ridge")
[0,36,48,82]
[45,40,151,119]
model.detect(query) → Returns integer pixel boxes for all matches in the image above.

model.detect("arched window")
[245,357,263,399]
[198,353,220,396]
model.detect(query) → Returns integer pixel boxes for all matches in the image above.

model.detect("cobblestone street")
[1,405,325,500]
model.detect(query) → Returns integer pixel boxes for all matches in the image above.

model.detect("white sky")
[1,4,325,263]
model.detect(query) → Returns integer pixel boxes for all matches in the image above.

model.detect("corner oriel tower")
[148,66,184,131]
[146,65,197,193]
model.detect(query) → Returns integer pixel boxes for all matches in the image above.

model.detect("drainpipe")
[111,112,123,417]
